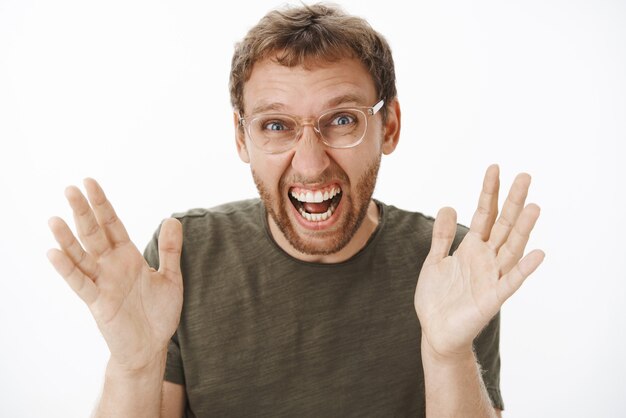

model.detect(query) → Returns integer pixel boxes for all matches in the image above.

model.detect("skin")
[236,57,400,263]
[47,181,183,417]
[417,165,542,417]
[47,56,542,417]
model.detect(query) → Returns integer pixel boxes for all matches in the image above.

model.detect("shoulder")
[143,199,265,270]
[378,201,469,252]
[170,199,263,236]
[144,199,266,260]
[172,198,262,223]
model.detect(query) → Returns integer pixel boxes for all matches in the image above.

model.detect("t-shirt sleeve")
[164,331,186,385]
[474,312,504,410]
[143,228,186,385]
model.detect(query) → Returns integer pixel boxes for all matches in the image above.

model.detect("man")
[47,3,543,417]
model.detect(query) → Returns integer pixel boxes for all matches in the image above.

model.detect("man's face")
[236,57,399,261]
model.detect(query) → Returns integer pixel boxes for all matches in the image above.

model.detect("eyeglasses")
[239,99,385,154]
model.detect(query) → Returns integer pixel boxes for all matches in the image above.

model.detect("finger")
[65,185,110,257]
[48,216,100,279]
[469,164,500,241]
[424,207,457,266]
[157,218,183,285]
[47,248,99,305]
[83,178,131,247]
[488,173,531,250]
[497,249,545,301]
[496,203,540,274]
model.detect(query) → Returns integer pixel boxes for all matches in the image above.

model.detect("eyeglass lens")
[248,108,367,152]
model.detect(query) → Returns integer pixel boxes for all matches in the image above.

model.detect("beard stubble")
[252,155,381,256]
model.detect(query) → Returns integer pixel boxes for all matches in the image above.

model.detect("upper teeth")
[291,187,341,203]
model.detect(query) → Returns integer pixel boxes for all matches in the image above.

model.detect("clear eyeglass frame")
[238,99,385,154]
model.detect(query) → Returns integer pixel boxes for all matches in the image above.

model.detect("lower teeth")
[298,203,336,222]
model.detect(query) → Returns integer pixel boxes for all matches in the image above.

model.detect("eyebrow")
[248,93,370,116]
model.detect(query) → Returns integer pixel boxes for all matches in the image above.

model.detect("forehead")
[242,57,377,115]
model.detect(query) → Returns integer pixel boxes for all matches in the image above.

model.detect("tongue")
[303,201,331,214]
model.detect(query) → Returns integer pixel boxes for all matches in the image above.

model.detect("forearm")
[94,351,167,418]
[421,338,497,418]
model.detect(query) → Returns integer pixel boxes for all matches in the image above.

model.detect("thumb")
[157,218,183,284]
[424,207,457,266]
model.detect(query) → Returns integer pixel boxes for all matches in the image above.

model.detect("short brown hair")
[229,3,397,120]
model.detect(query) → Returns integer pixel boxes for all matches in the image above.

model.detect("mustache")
[280,167,350,188]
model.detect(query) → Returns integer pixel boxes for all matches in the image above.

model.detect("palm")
[416,235,502,356]
[89,242,183,367]
[48,179,183,369]
[415,166,544,358]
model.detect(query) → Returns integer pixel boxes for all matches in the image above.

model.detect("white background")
[1,0,624,416]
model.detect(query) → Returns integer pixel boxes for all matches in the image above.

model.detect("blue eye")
[331,114,356,126]
[265,121,286,131]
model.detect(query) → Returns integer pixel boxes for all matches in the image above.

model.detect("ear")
[381,98,401,155]
[234,112,250,163]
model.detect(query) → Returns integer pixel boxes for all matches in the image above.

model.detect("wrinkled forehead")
[242,55,377,115]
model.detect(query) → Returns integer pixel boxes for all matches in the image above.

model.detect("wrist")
[97,349,167,417]
[421,334,475,367]
[420,335,496,418]
[107,348,168,379]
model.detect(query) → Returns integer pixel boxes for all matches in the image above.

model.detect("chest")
[178,260,426,416]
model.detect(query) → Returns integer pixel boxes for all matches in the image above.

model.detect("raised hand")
[415,165,545,359]
[47,179,183,371]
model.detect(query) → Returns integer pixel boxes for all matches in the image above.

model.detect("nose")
[290,123,330,180]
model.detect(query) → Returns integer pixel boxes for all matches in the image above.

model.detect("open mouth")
[289,185,343,222]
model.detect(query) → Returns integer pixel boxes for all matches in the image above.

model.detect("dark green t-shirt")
[144,199,503,417]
